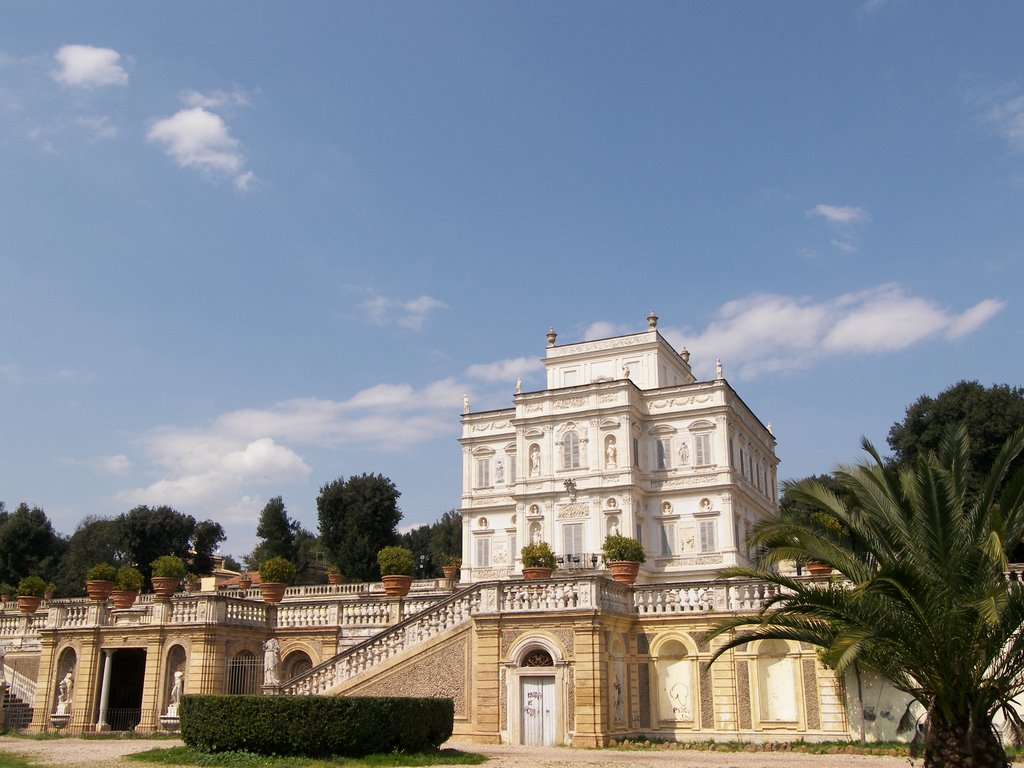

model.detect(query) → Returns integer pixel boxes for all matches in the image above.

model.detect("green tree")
[888,381,1024,494]
[317,474,401,582]
[709,426,1024,768]
[58,515,125,596]
[246,496,299,567]
[0,503,66,586]
[429,509,463,567]
[400,524,436,577]
[191,519,226,575]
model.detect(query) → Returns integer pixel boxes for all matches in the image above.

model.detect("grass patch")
[0,754,37,768]
[127,746,486,768]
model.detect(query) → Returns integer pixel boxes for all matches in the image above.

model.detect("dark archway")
[107,649,146,731]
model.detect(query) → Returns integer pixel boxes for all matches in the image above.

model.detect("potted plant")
[258,557,295,603]
[520,542,556,579]
[441,555,462,581]
[112,566,144,609]
[238,571,253,590]
[325,565,343,585]
[377,546,414,597]
[0,583,13,603]
[184,573,201,592]
[17,575,47,614]
[601,534,646,585]
[44,582,56,600]
[85,563,117,601]
[150,555,186,600]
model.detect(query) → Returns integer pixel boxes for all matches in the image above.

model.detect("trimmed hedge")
[179,694,455,756]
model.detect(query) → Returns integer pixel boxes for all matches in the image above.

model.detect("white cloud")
[147,107,253,189]
[466,356,543,383]
[180,88,251,110]
[118,378,464,508]
[99,455,132,473]
[360,293,448,331]
[660,285,1004,379]
[808,204,868,225]
[986,95,1024,154]
[582,321,633,341]
[831,239,857,254]
[52,45,128,88]
[76,115,117,141]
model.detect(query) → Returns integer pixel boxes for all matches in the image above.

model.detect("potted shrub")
[325,565,343,585]
[258,557,295,603]
[441,555,462,581]
[184,573,201,592]
[150,555,186,600]
[17,575,47,614]
[520,542,556,579]
[85,563,117,601]
[112,566,144,609]
[238,572,253,590]
[601,534,646,585]
[377,546,414,597]
[0,583,13,603]
[44,582,56,600]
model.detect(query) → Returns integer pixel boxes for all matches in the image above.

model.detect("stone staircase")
[2,689,34,730]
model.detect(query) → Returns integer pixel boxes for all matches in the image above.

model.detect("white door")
[520,675,555,746]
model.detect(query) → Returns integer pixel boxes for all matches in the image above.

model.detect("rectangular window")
[633,437,640,466]
[655,437,671,470]
[563,522,584,559]
[699,521,717,553]
[695,433,712,466]
[729,437,735,467]
[475,536,491,567]
[475,458,490,487]
[658,522,677,556]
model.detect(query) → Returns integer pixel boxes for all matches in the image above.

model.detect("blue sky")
[1,2,1021,559]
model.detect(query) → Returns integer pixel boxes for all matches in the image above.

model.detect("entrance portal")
[107,649,146,730]
[520,676,555,746]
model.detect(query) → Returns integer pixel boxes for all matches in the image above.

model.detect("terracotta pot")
[151,576,180,600]
[260,582,287,603]
[326,572,343,585]
[522,567,554,580]
[607,560,641,585]
[111,590,138,609]
[442,565,459,581]
[238,576,252,590]
[17,595,42,614]
[85,579,114,601]
[184,581,200,592]
[381,574,413,597]
[806,561,833,576]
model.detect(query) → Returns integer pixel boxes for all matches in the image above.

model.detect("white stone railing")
[283,586,485,696]
[225,598,268,627]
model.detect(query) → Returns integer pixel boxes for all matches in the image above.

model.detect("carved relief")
[554,397,587,409]
[557,503,589,520]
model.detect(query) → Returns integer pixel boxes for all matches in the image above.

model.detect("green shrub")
[17,575,47,597]
[442,555,462,568]
[377,546,414,576]
[601,534,646,564]
[116,566,144,592]
[151,555,187,579]
[0,583,14,598]
[179,695,454,756]
[259,557,296,584]
[86,563,118,582]
[520,542,556,568]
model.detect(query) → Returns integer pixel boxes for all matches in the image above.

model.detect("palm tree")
[709,426,1024,768]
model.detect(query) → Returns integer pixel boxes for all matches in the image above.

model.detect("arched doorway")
[505,638,569,747]
[106,649,146,731]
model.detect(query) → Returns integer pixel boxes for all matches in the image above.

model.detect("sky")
[1,2,1022,560]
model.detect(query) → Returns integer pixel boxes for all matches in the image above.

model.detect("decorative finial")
[715,358,723,380]
[462,394,470,414]
[514,377,522,395]
[680,347,690,364]
[546,328,557,347]
[647,310,658,329]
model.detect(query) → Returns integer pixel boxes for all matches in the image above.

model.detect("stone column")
[96,650,113,731]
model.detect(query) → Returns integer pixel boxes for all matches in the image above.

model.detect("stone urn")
[260,582,287,603]
[17,595,42,614]
[238,575,252,590]
[607,560,641,585]
[85,579,114,602]
[381,574,413,597]
[522,567,554,580]
[111,590,138,609]
[326,571,343,585]
[442,565,459,581]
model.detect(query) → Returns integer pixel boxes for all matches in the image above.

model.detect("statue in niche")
[495,460,505,484]
[529,445,541,477]
[56,672,73,715]
[679,442,690,465]
[681,526,696,553]
[530,523,542,545]
[608,517,620,537]
[606,438,617,468]
[165,670,184,717]
[263,639,281,686]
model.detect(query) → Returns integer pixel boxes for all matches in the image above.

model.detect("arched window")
[654,639,694,722]
[563,431,580,469]
[757,640,798,722]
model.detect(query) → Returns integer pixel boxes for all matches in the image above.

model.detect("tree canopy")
[317,474,401,582]
[710,426,1024,768]
[0,502,66,587]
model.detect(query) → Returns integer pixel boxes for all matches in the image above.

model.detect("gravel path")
[0,736,919,768]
